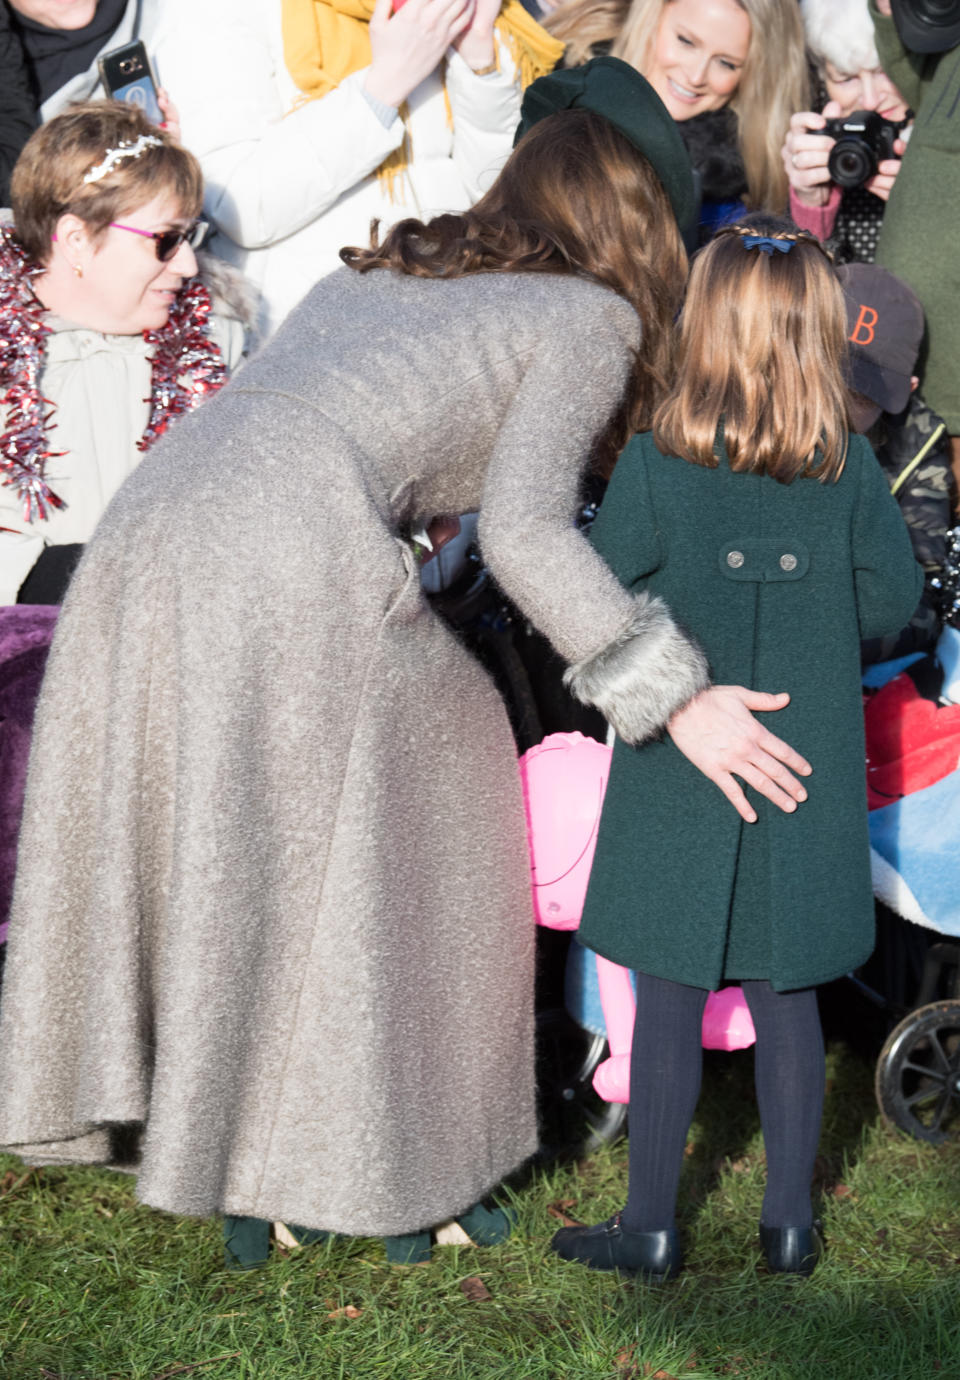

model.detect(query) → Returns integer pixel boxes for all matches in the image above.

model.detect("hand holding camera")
[820,108,911,188]
[782,101,909,208]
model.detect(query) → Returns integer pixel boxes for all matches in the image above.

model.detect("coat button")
[727,551,745,568]
[779,553,798,572]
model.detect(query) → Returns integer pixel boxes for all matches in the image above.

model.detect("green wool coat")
[578,432,923,992]
[872,1,960,432]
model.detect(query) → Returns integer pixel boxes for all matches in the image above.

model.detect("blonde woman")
[546,0,808,217]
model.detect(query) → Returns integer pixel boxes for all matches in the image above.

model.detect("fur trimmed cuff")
[563,592,710,745]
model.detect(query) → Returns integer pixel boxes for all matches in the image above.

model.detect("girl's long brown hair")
[341,110,687,475]
[544,0,810,212]
[653,217,849,483]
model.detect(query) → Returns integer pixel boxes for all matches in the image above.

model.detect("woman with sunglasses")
[0,100,248,1000]
[0,99,248,606]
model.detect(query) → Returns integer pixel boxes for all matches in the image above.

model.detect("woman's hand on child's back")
[668,686,812,824]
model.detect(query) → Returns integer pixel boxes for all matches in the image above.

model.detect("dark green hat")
[514,55,697,239]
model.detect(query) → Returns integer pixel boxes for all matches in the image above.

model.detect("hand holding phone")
[98,41,164,127]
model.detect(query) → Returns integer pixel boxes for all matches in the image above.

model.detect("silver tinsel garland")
[0,228,64,522]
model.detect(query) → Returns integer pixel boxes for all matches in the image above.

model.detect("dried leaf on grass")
[833,1183,854,1199]
[0,1167,39,1200]
[459,1275,492,1302]
[547,1202,582,1228]
[327,1304,363,1320]
[614,1347,649,1378]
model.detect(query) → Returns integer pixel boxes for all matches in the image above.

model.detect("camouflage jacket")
[861,394,952,663]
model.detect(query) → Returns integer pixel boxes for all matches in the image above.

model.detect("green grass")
[2,1041,959,1380]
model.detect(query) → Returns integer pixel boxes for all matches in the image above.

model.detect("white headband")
[82,134,163,185]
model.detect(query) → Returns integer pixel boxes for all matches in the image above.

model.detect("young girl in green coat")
[552,217,923,1281]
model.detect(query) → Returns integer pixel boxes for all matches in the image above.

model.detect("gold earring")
[73,263,83,279]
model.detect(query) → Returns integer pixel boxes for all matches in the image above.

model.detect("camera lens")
[828,138,876,188]
[892,0,960,52]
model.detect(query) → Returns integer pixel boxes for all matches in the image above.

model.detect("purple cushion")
[0,607,59,941]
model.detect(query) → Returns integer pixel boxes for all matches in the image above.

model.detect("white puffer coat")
[152,0,523,337]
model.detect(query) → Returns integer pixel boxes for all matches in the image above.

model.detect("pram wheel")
[535,1006,628,1160]
[875,999,960,1143]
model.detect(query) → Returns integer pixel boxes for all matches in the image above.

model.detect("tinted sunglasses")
[109,218,209,261]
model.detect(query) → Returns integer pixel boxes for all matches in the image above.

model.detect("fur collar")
[676,108,747,202]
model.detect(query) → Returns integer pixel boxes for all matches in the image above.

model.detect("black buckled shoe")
[759,1222,823,1276]
[550,1214,682,1280]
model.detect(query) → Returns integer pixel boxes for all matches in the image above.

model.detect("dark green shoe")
[384,1230,431,1264]
[456,1200,515,1246]
[223,1215,270,1270]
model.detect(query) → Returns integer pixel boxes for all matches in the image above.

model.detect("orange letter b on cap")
[850,304,878,345]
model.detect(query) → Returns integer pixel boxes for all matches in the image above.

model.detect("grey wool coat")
[0,269,708,1235]
[578,431,923,993]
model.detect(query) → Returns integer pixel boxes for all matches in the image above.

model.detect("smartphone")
[98,41,163,126]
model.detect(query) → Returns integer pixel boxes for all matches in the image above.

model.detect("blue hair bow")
[742,234,794,255]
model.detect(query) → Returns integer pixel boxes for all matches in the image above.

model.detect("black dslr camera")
[822,109,911,189]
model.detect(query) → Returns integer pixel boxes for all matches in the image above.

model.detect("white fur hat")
[800,0,880,73]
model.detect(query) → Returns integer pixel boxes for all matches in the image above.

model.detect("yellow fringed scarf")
[281,0,564,197]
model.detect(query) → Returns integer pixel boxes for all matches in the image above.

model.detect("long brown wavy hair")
[654,216,849,482]
[341,110,687,475]
[545,0,809,212]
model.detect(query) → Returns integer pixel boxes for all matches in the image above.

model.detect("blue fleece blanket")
[870,770,960,937]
